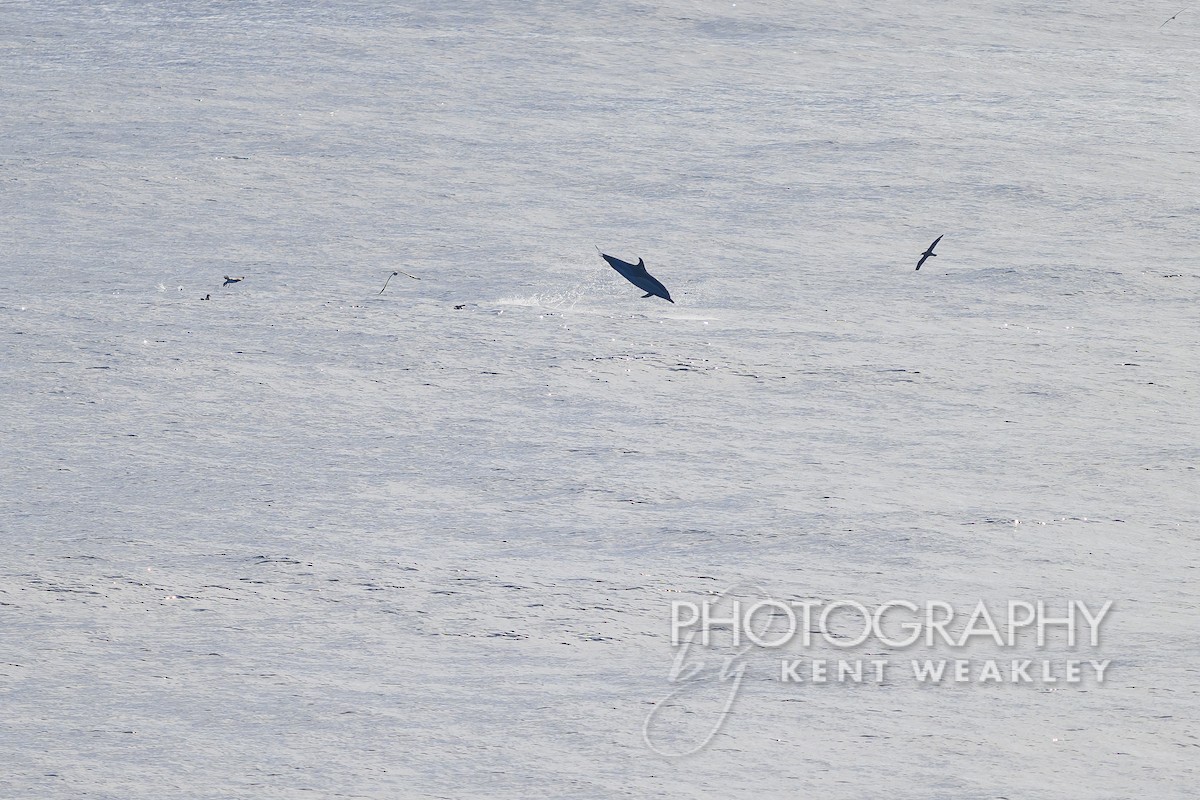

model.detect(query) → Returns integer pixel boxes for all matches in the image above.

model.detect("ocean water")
[1,1,1197,797]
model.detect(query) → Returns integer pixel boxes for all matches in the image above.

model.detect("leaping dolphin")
[916,235,943,271]
[599,252,674,303]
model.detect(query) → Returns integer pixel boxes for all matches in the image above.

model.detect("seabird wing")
[1161,7,1188,27]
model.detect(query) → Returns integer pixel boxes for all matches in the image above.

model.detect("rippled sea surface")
[2,2,1197,797]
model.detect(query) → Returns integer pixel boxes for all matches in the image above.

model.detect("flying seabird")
[223,275,244,286]
[379,270,420,295]
[599,251,674,303]
[1161,6,1189,27]
[916,235,943,271]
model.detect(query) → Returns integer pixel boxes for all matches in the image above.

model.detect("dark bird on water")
[379,269,420,295]
[223,275,244,286]
[1161,6,1189,27]
[202,294,210,301]
[599,251,674,303]
[916,235,943,271]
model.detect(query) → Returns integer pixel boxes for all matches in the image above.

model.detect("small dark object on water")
[202,294,210,300]
[223,275,244,286]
